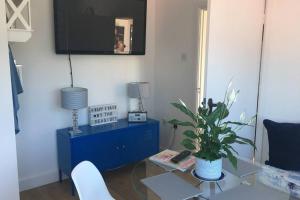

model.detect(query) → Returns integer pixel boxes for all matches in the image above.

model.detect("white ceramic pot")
[195,158,222,180]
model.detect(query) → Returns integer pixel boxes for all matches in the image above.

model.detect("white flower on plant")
[248,116,256,125]
[227,89,238,104]
[240,112,246,122]
[227,81,233,90]
[179,99,187,107]
[239,112,256,125]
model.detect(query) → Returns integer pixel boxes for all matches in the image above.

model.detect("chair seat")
[71,161,115,200]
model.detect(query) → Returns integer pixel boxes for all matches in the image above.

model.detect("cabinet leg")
[59,169,62,183]
[71,180,76,196]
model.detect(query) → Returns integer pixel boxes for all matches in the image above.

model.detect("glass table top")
[124,159,299,200]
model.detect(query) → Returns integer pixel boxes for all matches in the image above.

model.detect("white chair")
[71,161,115,200]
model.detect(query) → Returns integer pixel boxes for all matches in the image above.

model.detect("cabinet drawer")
[71,131,122,171]
[120,124,159,163]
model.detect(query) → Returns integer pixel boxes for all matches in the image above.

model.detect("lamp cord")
[168,128,176,150]
[68,52,74,88]
[65,0,74,88]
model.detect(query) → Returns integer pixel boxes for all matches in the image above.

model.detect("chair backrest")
[71,161,115,200]
[263,119,300,171]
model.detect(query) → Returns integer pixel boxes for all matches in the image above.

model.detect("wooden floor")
[20,164,144,200]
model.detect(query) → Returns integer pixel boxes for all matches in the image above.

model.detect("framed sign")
[89,104,118,126]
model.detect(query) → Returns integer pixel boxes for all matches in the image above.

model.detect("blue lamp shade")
[61,87,88,110]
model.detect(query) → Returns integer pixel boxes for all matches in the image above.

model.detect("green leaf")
[219,127,232,134]
[171,101,197,122]
[234,140,248,145]
[218,103,229,120]
[197,123,206,129]
[236,136,256,149]
[168,119,195,128]
[207,103,229,124]
[194,151,211,161]
[183,130,198,139]
[224,147,237,169]
[198,151,222,161]
[223,121,253,127]
[221,134,237,144]
[198,106,209,116]
[226,145,239,155]
[181,138,196,150]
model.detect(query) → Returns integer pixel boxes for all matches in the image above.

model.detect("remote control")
[171,150,191,163]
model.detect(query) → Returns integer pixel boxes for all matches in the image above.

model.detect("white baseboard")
[19,170,60,192]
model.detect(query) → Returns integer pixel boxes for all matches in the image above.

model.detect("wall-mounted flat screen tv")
[54,0,147,55]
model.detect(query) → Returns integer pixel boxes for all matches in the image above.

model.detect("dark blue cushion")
[263,119,300,171]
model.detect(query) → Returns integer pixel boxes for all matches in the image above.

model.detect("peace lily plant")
[169,84,256,180]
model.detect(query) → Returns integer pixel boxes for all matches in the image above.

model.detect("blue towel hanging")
[9,46,23,134]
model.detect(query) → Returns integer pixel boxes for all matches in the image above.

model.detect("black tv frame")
[53,0,147,55]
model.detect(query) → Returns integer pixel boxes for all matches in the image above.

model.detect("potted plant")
[169,87,255,180]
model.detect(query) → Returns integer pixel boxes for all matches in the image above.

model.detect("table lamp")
[127,82,149,122]
[61,87,88,134]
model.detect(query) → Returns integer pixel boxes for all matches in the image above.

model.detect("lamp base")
[69,129,82,136]
[69,110,82,136]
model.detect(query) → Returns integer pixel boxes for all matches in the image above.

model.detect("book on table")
[149,149,195,172]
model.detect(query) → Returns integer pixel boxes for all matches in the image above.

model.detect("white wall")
[0,1,20,199]
[12,0,156,191]
[154,0,202,149]
[206,0,265,158]
[255,0,300,163]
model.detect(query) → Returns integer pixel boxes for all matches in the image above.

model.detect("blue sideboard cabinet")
[57,118,159,184]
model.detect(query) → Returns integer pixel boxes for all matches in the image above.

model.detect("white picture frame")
[89,104,118,126]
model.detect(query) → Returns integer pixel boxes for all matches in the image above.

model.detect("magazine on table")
[149,149,195,172]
